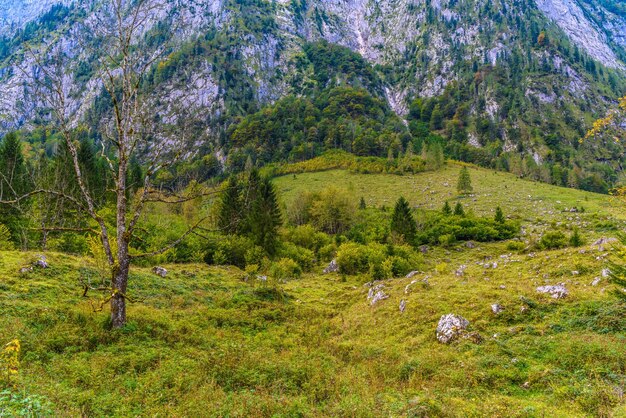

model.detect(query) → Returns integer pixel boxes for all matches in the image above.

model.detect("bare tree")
[2,0,213,328]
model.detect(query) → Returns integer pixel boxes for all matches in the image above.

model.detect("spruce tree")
[248,176,282,255]
[457,166,473,195]
[218,176,242,235]
[0,132,27,243]
[391,196,417,243]
[454,202,465,216]
[569,228,584,247]
[494,206,505,223]
[442,201,452,215]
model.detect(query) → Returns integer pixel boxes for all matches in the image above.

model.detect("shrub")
[540,231,568,250]
[319,243,337,261]
[506,241,526,252]
[269,258,302,281]
[281,225,331,253]
[0,224,14,250]
[204,235,260,268]
[336,242,369,275]
[278,242,315,271]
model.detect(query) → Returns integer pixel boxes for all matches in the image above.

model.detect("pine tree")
[494,206,505,223]
[0,132,27,244]
[457,166,473,195]
[359,197,366,210]
[248,176,282,255]
[391,196,417,243]
[217,176,242,235]
[569,228,584,247]
[454,202,465,216]
[442,201,452,215]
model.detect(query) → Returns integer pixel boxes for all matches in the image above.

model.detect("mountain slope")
[0,0,625,189]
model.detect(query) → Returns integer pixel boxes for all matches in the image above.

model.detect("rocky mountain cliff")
[0,0,625,188]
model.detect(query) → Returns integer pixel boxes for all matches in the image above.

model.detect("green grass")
[274,163,626,223]
[2,164,626,416]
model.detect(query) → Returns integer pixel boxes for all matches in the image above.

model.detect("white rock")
[436,314,469,344]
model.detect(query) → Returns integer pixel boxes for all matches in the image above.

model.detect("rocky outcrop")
[436,314,469,344]
[536,284,568,299]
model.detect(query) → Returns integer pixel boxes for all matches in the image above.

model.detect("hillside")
[2,166,626,416]
[1,0,626,190]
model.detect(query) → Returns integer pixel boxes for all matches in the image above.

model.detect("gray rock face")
[436,314,469,344]
[536,284,568,299]
[324,259,339,274]
[535,0,623,69]
[152,266,167,277]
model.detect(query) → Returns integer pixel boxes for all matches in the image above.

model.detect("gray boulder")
[323,259,339,274]
[152,266,167,277]
[536,284,568,299]
[399,299,406,313]
[491,303,504,314]
[367,283,389,306]
[436,314,470,344]
[34,255,49,269]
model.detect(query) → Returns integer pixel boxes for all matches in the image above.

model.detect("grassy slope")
[1,164,626,416]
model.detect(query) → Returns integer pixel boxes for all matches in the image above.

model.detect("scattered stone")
[152,266,167,277]
[499,285,506,290]
[593,237,618,251]
[436,314,470,344]
[418,245,429,254]
[455,265,467,277]
[323,259,339,274]
[520,305,528,313]
[522,381,531,389]
[602,268,611,278]
[256,275,267,282]
[399,299,406,313]
[19,266,33,274]
[591,277,601,286]
[368,284,389,306]
[465,241,476,249]
[571,271,579,276]
[491,303,504,314]
[405,270,420,279]
[536,284,568,299]
[34,255,49,269]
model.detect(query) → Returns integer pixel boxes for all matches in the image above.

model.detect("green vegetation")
[1,163,625,415]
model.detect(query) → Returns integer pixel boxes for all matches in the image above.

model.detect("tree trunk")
[110,259,129,328]
[111,154,129,328]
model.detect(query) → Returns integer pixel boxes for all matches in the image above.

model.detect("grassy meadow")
[1,163,626,417]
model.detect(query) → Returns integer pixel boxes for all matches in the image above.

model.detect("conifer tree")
[454,202,465,216]
[391,196,417,243]
[457,166,473,195]
[0,132,27,243]
[442,201,452,215]
[248,176,282,255]
[218,176,242,235]
[494,206,505,223]
[569,227,584,247]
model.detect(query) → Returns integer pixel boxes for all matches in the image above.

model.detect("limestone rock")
[536,284,568,299]
[436,314,469,344]
[491,303,504,314]
[323,259,339,274]
[152,266,167,277]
